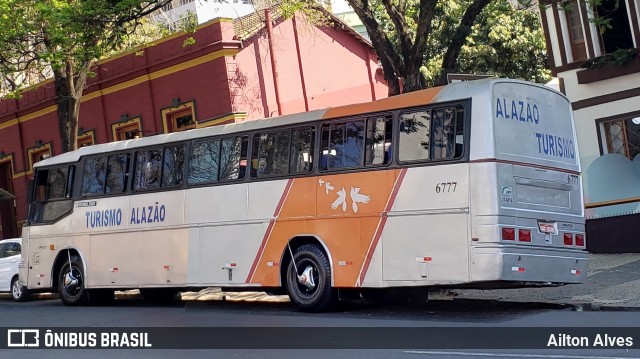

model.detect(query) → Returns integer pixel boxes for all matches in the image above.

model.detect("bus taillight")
[575,234,585,247]
[502,227,515,241]
[563,233,574,246]
[518,229,531,242]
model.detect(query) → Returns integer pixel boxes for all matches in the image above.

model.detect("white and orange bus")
[19,79,587,311]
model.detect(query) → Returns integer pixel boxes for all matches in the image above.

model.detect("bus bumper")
[470,245,588,284]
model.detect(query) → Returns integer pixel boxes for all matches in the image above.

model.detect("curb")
[582,304,640,312]
[443,298,572,310]
[445,298,640,312]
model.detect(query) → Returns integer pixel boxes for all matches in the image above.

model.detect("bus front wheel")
[286,244,335,312]
[58,256,89,306]
[11,276,30,302]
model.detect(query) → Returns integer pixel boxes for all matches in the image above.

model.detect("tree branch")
[380,0,413,59]
[411,0,437,64]
[348,0,404,94]
[436,0,493,85]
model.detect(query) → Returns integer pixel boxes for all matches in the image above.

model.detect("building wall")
[231,14,386,121]
[0,15,387,237]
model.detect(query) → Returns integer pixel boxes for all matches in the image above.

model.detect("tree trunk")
[54,73,77,153]
[53,61,88,153]
[436,0,493,85]
[401,63,424,93]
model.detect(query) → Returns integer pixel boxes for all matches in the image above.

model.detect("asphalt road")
[2,294,640,359]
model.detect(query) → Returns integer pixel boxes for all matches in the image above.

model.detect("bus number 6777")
[435,182,457,193]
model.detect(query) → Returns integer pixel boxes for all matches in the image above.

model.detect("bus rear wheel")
[58,256,89,306]
[286,244,335,312]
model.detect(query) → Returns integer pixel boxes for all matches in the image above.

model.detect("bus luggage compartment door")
[382,212,469,283]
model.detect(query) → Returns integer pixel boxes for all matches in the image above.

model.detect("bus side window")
[365,116,393,166]
[399,110,431,162]
[250,135,260,178]
[188,139,220,185]
[239,136,248,179]
[322,121,365,170]
[219,135,247,181]
[432,107,456,160]
[290,126,314,174]
[454,106,465,158]
[82,157,107,196]
[319,125,330,171]
[106,154,129,194]
[134,150,162,191]
[256,130,290,177]
[162,145,185,188]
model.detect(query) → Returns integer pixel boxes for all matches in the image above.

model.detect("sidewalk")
[446,253,640,310]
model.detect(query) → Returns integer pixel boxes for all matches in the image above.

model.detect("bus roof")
[35,78,565,168]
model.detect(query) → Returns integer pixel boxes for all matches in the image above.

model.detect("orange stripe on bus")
[248,169,402,288]
[245,179,294,283]
[322,87,443,120]
[357,168,407,286]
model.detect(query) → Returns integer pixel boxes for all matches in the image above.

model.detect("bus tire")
[10,276,30,302]
[58,256,89,306]
[286,244,335,312]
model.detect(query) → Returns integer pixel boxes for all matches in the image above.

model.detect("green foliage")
[343,0,551,92]
[108,16,173,57]
[0,0,171,95]
[581,48,639,69]
[415,0,551,86]
[0,0,171,151]
[277,0,332,25]
[582,0,612,34]
[183,36,196,47]
[456,0,551,84]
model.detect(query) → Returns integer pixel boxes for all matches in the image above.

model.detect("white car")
[0,238,30,301]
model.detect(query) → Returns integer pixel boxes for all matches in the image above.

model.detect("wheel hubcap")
[63,266,82,297]
[293,258,321,299]
[298,266,316,290]
[12,281,21,298]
